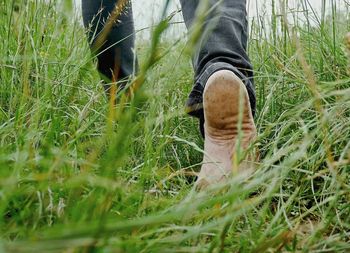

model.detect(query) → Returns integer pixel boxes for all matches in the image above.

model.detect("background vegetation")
[0,0,349,252]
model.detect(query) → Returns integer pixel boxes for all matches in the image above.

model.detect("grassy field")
[1,0,350,252]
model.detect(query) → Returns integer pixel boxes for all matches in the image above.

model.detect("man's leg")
[180,0,257,188]
[82,0,137,93]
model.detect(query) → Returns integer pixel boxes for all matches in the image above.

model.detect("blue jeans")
[82,0,255,134]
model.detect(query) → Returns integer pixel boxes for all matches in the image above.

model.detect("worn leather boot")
[195,70,257,190]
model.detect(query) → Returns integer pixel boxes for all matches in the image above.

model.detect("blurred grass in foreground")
[0,0,350,252]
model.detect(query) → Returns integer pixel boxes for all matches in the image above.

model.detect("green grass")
[1,0,350,252]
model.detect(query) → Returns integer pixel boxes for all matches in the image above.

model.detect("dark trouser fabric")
[82,0,137,93]
[82,0,255,130]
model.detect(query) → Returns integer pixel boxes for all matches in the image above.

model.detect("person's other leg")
[179,0,257,188]
[82,0,137,93]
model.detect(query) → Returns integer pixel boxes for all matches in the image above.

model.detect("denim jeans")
[82,0,255,134]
